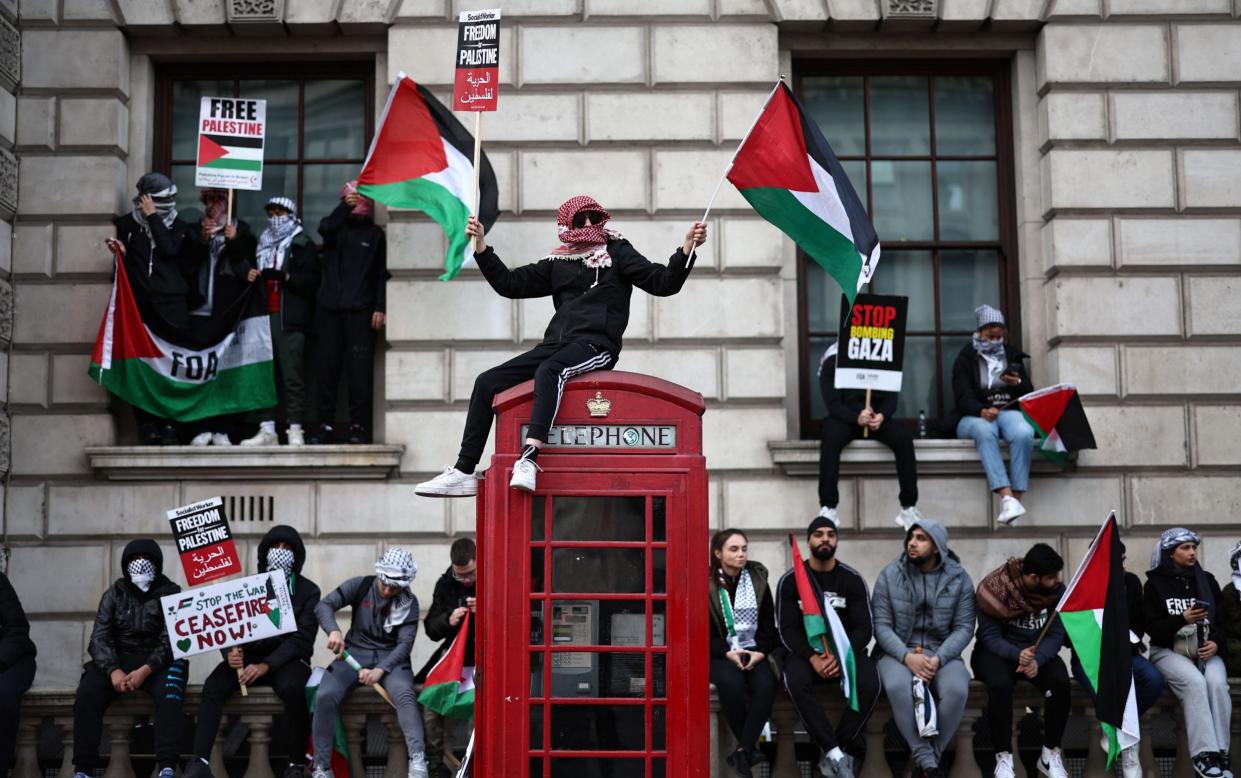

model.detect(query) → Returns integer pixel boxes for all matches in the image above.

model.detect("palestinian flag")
[788,534,857,711]
[1019,383,1096,463]
[418,609,476,719]
[727,82,880,305]
[88,246,276,422]
[197,132,263,173]
[1057,513,1139,768]
[306,666,351,776]
[357,72,499,281]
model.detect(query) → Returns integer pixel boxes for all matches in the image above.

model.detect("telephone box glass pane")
[531,602,545,646]
[530,705,543,748]
[530,651,545,697]
[545,600,650,646]
[552,496,645,541]
[652,496,666,541]
[652,759,666,778]
[551,759,645,778]
[531,548,545,593]
[652,705,666,750]
[532,495,547,541]
[651,601,666,647]
[552,549,645,593]
[651,653,667,698]
[652,549,666,594]
[546,651,651,698]
[550,705,645,750]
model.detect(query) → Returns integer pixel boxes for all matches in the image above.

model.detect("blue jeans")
[1071,652,1165,715]
[956,410,1034,492]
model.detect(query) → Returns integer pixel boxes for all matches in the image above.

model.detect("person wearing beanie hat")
[817,341,923,531]
[238,196,320,447]
[775,516,881,778]
[949,304,1035,526]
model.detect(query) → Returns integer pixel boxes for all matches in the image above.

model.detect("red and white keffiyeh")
[544,195,624,268]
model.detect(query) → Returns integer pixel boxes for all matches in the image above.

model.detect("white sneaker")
[818,753,854,778]
[408,752,429,778]
[1038,746,1069,778]
[210,432,232,446]
[996,495,1026,525]
[895,505,924,530]
[818,505,839,522]
[286,424,305,447]
[240,427,279,446]
[1119,745,1142,778]
[311,766,334,778]
[190,432,212,446]
[510,457,541,492]
[415,466,479,497]
[994,751,1016,778]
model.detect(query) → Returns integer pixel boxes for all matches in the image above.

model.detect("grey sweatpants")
[312,655,425,768]
[876,654,971,770]
[1149,647,1231,756]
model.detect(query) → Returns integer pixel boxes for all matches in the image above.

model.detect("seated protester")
[417,539,477,778]
[817,342,921,529]
[0,572,37,778]
[240,197,320,447]
[709,530,777,778]
[184,187,257,447]
[1217,541,1241,677]
[776,516,881,778]
[310,182,388,445]
[972,544,1070,778]
[1144,528,1231,778]
[1069,540,1163,778]
[950,304,1035,526]
[872,519,975,778]
[112,173,192,445]
[185,526,320,778]
[314,549,427,778]
[72,540,186,778]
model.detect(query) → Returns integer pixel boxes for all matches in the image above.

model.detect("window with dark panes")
[155,63,373,230]
[795,62,1017,438]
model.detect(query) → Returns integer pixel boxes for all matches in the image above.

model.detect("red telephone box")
[476,371,709,778]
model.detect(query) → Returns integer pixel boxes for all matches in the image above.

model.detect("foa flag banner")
[168,497,241,586]
[196,97,266,190]
[453,9,501,111]
[163,572,295,660]
[834,293,907,392]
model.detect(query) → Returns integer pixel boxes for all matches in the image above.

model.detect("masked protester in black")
[0,572,36,778]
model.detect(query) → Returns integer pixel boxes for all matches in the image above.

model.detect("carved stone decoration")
[0,148,15,222]
[226,0,284,23]
[0,277,13,346]
[0,15,18,93]
[884,0,937,16]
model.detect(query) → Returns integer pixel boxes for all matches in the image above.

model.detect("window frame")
[793,58,1020,439]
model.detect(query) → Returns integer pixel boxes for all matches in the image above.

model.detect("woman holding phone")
[709,529,777,778]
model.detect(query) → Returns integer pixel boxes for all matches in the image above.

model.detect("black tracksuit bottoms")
[819,417,918,509]
[971,647,1070,751]
[192,659,311,762]
[72,657,188,772]
[710,657,777,752]
[316,309,376,428]
[458,340,613,469]
[782,651,881,757]
[0,655,36,774]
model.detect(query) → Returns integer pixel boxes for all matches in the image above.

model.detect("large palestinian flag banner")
[727,82,880,305]
[1057,512,1139,768]
[1019,383,1097,463]
[357,73,500,281]
[89,247,276,422]
[195,97,266,190]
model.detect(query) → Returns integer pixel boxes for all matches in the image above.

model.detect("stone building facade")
[0,0,1238,698]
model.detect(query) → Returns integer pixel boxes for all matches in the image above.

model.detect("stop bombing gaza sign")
[834,293,908,393]
[163,572,295,660]
[195,97,266,190]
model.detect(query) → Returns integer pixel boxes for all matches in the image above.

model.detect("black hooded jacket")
[317,202,388,313]
[949,340,1034,428]
[475,238,691,356]
[416,566,476,682]
[114,213,193,313]
[0,572,36,671]
[182,219,259,317]
[1144,560,1225,651]
[233,525,320,670]
[89,539,180,674]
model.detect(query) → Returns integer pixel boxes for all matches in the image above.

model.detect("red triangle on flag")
[727,84,818,192]
[1019,385,1074,435]
[1060,515,1116,612]
[357,77,449,187]
[197,134,229,167]
[92,246,164,366]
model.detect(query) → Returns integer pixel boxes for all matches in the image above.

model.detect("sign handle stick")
[238,669,249,696]
[226,188,234,226]
[471,112,482,218]
[863,388,872,438]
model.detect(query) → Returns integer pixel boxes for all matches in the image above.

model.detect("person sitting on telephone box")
[950,304,1034,527]
[817,340,922,531]
[184,525,321,778]
[415,195,707,497]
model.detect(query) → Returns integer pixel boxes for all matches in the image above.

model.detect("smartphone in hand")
[738,652,751,668]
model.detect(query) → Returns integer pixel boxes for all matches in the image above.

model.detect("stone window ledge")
[84,445,404,481]
[769,439,1072,477]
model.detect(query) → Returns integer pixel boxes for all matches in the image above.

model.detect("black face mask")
[572,211,603,229]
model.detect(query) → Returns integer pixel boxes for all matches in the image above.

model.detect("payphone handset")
[551,601,599,696]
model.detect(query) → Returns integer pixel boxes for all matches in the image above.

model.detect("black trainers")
[1194,752,1225,778]
[919,767,947,778]
[307,423,334,444]
[725,747,753,778]
[139,422,162,445]
[282,766,307,778]
[183,761,214,778]
[346,423,368,444]
[159,423,179,446]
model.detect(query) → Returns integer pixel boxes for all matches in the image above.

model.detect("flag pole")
[697,77,784,225]
[471,111,482,217]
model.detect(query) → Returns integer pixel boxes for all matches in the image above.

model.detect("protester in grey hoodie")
[871,518,976,778]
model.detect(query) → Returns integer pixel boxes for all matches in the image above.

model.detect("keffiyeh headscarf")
[543,195,624,269]
[375,547,417,633]
[341,180,374,220]
[127,557,157,592]
[266,547,296,577]
[132,173,178,232]
[1151,527,1201,571]
[256,196,302,271]
[1230,541,1241,597]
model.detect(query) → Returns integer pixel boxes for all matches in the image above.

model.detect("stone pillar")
[55,715,74,778]
[101,715,136,778]
[1173,707,1192,778]
[13,716,41,777]
[210,728,229,778]
[241,715,277,778]
[949,710,979,778]
[385,711,409,774]
[1139,710,1158,778]
[1084,718,1107,775]
[769,700,800,778]
[858,704,888,778]
[344,713,367,778]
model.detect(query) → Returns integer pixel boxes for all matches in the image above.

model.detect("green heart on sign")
[267,607,281,628]
[176,638,191,653]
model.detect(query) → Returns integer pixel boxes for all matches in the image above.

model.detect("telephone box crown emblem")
[586,391,611,417]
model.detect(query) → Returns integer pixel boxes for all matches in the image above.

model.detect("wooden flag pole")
[863,388,873,438]
[471,112,482,218]
[1029,610,1060,654]
[696,77,784,227]
[231,648,248,697]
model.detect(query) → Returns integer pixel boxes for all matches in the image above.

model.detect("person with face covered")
[311,181,388,444]
[972,544,1070,778]
[71,540,186,778]
[313,548,427,778]
[239,197,320,447]
[950,304,1035,526]
[184,526,320,778]
[775,516,881,778]
[871,519,975,778]
[416,197,706,497]
[111,173,194,444]
[1144,528,1230,778]
[709,529,777,778]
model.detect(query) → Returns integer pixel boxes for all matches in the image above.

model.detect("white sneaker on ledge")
[407,752,429,778]
[818,505,839,522]
[996,495,1026,526]
[1038,746,1069,778]
[286,424,305,447]
[895,505,924,530]
[210,432,232,446]
[240,427,279,447]
[415,467,479,497]
[510,458,541,492]
[1119,745,1142,778]
[994,751,1016,778]
[190,432,212,446]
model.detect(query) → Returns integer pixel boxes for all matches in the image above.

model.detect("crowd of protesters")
[112,174,388,447]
